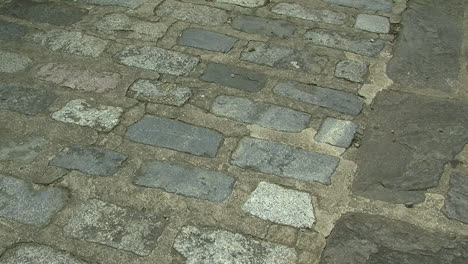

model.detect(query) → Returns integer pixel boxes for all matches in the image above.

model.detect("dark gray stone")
[127,79,192,107]
[177,29,237,53]
[0,244,87,264]
[0,84,56,115]
[33,30,107,57]
[324,0,393,12]
[0,20,26,40]
[232,15,296,38]
[353,91,468,205]
[83,0,144,9]
[0,137,48,163]
[443,172,468,224]
[200,63,266,92]
[0,51,32,73]
[127,115,223,158]
[155,0,228,26]
[50,145,128,176]
[135,161,235,202]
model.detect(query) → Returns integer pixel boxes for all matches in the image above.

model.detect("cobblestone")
[0,137,48,163]
[127,79,191,106]
[0,83,56,115]
[324,0,393,12]
[442,172,468,224]
[200,63,266,92]
[84,0,144,9]
[315,118,357,148]
[0,244,87,264]
[231,15,296,38]
[155,0,228,26]
[0,51,32,73]
[355,14,390,34]
[177,29,237,53]
[0,20,26,40]
[272,3,346,25]
[335,60,368,83]
[217,0,267,8]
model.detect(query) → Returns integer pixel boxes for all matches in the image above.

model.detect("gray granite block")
[177,29,237,53]
[200,63,266,92]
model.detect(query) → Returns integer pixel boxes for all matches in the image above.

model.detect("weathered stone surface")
[200,63,266,92]
[211,95,310,132]
[155,0,228,26]
[0,174,67,226]
[117,45,199,76]
[35,63,120,93]
[216,0,267,8]
[51,99,123,132]
[272,3,346,25]
[232,15,295,38]
[0,83,56,115]
[0,244,87,264]
[64,199,167,256]
[135,161,234,202]
[355,14,390,33]
[0,20,26,40]
[231,137,339,184]
[241,41,329,74]
[304,29,385,57]
[443,172,468,224]
[174,226,297,264]
[0,137,48,163]
[243,182,314,228]
[324,0,393,12]
[177,29,237,53]
[315,118,357,148]
[0,51,32,73]
[127,79,191,106]
[321,213,468,264]
[335,60,368,83]
[33,30,107,57]
[354,91,468,204]
[273,81,363,115]
[127,115,223,157]
[83,0,144,9]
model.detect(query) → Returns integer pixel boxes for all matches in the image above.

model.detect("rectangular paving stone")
[273,81,363,115]
[0,83,56,115]
[0,20,27,40]
[211,95,310,132]
[200,63,266,92]
[155,0,228,26]
[0,137,48,163]
[355,14,390,34]
[304,29,385,57]
[127,115,223,157]
[272,3,346,25]
[127,79,192,106]
[443,172,468,224]
[0,51,32,73]
[64,199,167,256]
[335,60,368,83]
[83,0,144,9]
[117,45,199,76]
[216,0,267,7]
[232,15,296,38]
[135,161,235,202]
[0,174,67,226]
[177,29,237,53]
[0,244,87,264]
[231,137,340,184]
[324,0,393,12]
[315,118,357,148]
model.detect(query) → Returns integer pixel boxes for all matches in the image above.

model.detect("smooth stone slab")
[127,115,223,157]
[200,63,266,92]
[0,51,32,73]
[324,0,393,12]
[155,0,228,26]
[231,137,339,184]
[211,95,310,132]
[0,244,87,264]
[304,29,385,57]
[0,20,27,40]
[174,226,297,264]
[64,199,167,256]
[243,182,315,228]
[335,60,368,83]
[216,0,267,8]
[127,79,191,106]
[272,3,346,25]
[273,81,363,115]
[177,29,237,53]
[315,118,357,148]
[83,0,144,9]
[33,30,107,57]
[135,161,234,202]
[443,172,468,224]
[0,83,56,115]
[0,137,48,163]
[232,15,295,38]
[0,174,67,226]
[355,14,390,33]
[51,99,123,132]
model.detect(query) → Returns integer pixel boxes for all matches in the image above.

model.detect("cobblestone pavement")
[1,0,468,263]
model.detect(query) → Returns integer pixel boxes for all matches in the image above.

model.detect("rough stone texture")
[241,41,329,74]
[273,81,363,115]
[355,14,390,34]
[354,91,468,205]
[0,174,67,226]
[315,118,357,148]
[127,79,191,106]
[0,83,56,115]
[35,63,121,93]
[211,95,311,132]
[117,45,199,76]
[155,0,228,26]
[335,60,368,83]
[272,3,346,25]
[83,0,144,9]
[174,226,297,264]
[127,115,223,158]
[177,29,237,53]
[443,172,468,224]
[232,15,296,38]
[32,30,107,57]
[231,137,339,184]
[0,51,32,73]
[135,161,235,202]
[64,199,167,256]
[51,99,123,132]
[243,182,315,228]
[200,63,266,92]
[216,0,267,8]
[50,145,127,176]
[324,0,393,12]
[304,29,385,57]
[0,20,26,40]
[321,213,468,264]
[0,244,87,264]
[0,137,48,163]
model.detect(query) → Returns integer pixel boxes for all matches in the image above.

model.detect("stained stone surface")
[0,20,27,40]
[200,63,266,92]
[155,0,228,26]
[355,14,390,34]
[324,0,394,12]
[177,29,237,53]
[272,3,346,25]
[231,15,296,38]
[335,60,368,83]
[216,0,267,8]
[0,51,32,73]
[0,83,57,115]
[0,137,48,163]
[442,172,468,224]
[315,118,357,148]
[0,244,87,264]
[127,79,192,106]
[83,0,144,9]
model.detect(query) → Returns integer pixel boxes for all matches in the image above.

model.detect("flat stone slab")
[443,172,468,224]
[83,0,144,9]
[211,95,311,132]
[51,99,123,132]
[273,81,363,115]
[33,30,107,57]
[231,137,339,184]
[0,244,87,264]
[216,0,267,8]
[0,20,27,40]
[315,118,357,148]
[232,15,295,38]
[304,29,385,57]
[177,29,237,53]
[127,115,223,157]
[174,226,297,263]
[0,51,32,73]
[355,14,390,34]
[135,161,234,202]
[117,45,199,76]
[127,79,191,106]
[0,137,48,163]
[324,0,393,12]
[243,182,315,228]
[200,63,266,92]
[64,199,167,256]
[272,3,346,25]
[0,174,67,226]
[155,0,228,26]
[335,60,368,83]
[0,83,56,115]
[35,63,120,93]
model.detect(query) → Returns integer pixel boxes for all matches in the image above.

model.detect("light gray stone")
[273,81,363,115]
[324,0,393,12]
[272,3,346,25]
[355,14,390,33]
[216,0,267,8]
[0,51,32,73]
[155,0,228,26]
[443,172,468,224]
[64,199,167,256]
[127,79,191,106]
[232,15,295,38]
[174,226,297,264]
[0,20,27,40]
[177,29,237,53]
[335,60,368,83]
[135,161,235,202]
[0,137,48,163]
[231,137,340,184]
[127,115,223,157]
[117,45,199,76]
[211,95,310,132]
[0,83,57,115]
[200,63,266,92]
[0,244,87,264]
[243,182,315,228]
[315,118,357,148]
[83,0,144,9]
